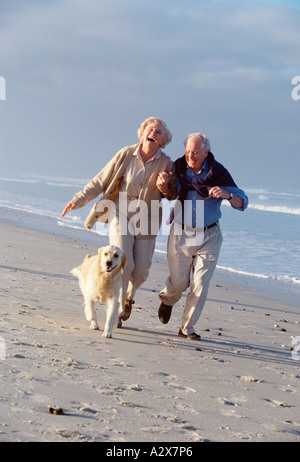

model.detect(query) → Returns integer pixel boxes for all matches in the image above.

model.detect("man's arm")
[209,186,248,210]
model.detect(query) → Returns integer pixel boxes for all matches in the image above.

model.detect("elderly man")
[158,133,248,340]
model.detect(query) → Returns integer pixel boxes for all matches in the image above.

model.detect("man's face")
[185,137,209,174]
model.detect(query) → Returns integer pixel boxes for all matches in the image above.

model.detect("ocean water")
[0,175,300,294]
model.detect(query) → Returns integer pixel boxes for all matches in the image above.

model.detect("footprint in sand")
[108,358,134,368]
[141,425,170,434]
[54,429,85,440]
[239,376,263,383]
[174,401,199,415]
[217,398,238,406]
[264,399,293,408]
[124,384,143,392]
[163,382,196,393]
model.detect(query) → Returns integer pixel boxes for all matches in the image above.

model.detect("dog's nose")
[106,260,112,267]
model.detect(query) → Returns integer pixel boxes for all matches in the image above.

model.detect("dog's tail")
[70,266,81,278]
[71,254,92,278]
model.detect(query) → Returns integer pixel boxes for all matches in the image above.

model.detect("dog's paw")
[90,321,99,330]
[102,331,112,338]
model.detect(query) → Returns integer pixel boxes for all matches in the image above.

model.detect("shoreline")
[1,205,299,307]
[0,210,300,442]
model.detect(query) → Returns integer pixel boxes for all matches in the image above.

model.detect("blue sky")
[262,0,300,9]
[1,0,299,189]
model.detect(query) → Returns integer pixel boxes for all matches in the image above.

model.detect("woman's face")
[141,121,165,153]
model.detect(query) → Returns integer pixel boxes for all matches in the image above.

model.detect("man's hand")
[209,187,243,208]
[208,186,228,199]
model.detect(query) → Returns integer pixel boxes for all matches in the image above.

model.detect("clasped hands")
[156,171,173,195]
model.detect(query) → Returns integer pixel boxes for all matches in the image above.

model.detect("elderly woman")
[62,117,176,326]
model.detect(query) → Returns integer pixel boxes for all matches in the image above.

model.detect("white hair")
[184,133,211,152]
[137,117,172,148]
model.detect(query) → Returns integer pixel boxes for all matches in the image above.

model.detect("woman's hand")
[61,202,74,217]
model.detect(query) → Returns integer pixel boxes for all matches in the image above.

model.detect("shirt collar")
[186,158,208,175]
[134,144,162,163]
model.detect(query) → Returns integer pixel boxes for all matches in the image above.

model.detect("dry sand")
[0,216,299,443]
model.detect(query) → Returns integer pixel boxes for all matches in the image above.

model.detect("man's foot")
[121,299,134,321]
[158,302,173,324]
[178,328,201,341]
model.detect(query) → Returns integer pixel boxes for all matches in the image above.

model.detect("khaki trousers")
[109,216,156,307]
[159,223,223,335]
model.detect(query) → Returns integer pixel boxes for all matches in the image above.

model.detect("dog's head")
[98,245,127,274]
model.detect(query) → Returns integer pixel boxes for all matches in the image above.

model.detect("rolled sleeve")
[222,186,248,211]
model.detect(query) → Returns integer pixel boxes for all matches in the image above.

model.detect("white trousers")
[159,223,223,335]
[109,216,156,308]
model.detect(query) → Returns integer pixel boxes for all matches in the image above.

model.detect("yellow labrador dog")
[71,245,126,338]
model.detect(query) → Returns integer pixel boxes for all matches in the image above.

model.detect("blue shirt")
[177,159,248,228]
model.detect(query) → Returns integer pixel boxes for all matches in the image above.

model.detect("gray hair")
[184,133,211,152]
[137,117,172,148]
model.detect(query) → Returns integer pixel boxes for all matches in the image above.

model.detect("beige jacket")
[70,144,176,238]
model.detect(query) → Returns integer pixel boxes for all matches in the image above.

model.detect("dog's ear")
[97,247,105,275]
[98,247,103,259]
[97,247,104,266]
[121,252,127,270]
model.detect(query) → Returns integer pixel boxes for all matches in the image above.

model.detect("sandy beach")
[0,211,299,443]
